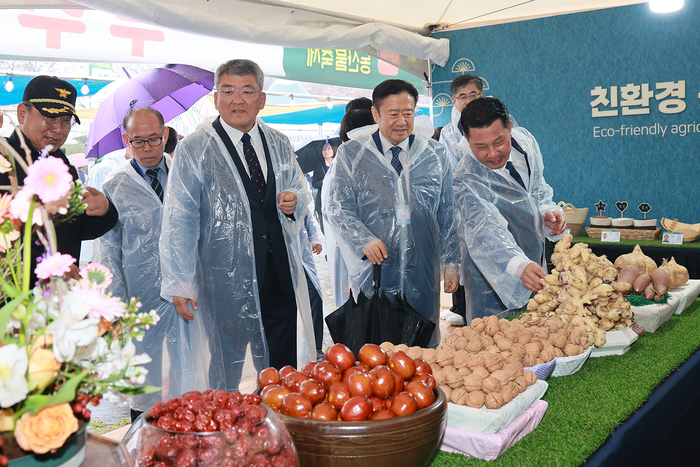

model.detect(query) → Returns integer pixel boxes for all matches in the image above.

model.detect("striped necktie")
[146,168,163,202]
[505,161,526,189]
[390,146,403,176]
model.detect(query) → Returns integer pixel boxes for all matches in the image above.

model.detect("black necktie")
[390,146,403,176]
[505,161,526,189]
[241,133,266,204]
[146,168,163,202]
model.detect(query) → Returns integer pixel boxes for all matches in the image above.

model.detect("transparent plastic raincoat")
[296,208,324,299]
[452,127,563,321]
[94,155,202,411]
[439,106,464,170]
[160,118,315,392]
[323,130,460,343]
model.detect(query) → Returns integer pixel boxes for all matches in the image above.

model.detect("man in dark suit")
[160,59,315,390]
[0,76,118,281]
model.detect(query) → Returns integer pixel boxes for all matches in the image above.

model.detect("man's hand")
[363,239,387,265]
[545,211,566,236]
[521,263,546,292]
[83,187,110,217]
[444,271,459,293]
[311,243,322,255]
[62,263,81,282]
[173,296,198,321]
[277,191,297,216]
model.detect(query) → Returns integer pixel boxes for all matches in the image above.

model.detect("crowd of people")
[0,59,566,416]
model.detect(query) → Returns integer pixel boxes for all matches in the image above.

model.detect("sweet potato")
[644,283,656,300]
[617,265,641,287]
[633,274,651,294]
[651,268,670,297]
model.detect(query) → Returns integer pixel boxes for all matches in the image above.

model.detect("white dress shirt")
[378,131,410,172]
[219,119,268,181]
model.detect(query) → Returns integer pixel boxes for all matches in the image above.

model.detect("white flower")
[100,387,128,405]
[47,303,99,363]
[0,344,29,408]
[72,336,109,366]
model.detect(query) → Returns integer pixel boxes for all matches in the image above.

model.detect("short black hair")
[372,79,418,110]
[164,126,179,154]
[450,74,483,95]
[339,109,375,142]
[460,97,510,139]
[345,97,372,114]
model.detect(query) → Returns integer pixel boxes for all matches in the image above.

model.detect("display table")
[571,234,700,279]
[428,299,700,466]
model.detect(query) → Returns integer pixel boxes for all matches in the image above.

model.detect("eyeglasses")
[127,135,164,148]
[454,92,483,102]
[216,87,262,100]
[27,105,76,129]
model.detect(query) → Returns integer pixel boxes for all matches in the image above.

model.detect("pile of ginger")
[524,234,633,347]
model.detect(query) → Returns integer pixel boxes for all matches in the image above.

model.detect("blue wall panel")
[432,3,698,225]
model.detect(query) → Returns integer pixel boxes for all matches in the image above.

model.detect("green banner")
[282,47,424,92]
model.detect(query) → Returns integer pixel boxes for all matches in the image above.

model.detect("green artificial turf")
[572,233,700,250]
[428,299,700,467]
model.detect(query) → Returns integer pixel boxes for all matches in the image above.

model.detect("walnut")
[481,375,502,393]
[453,336,468,350]
[422,348,437,365]
[542,342,556,355]
[429,363,442,374]
[496,338,513,352]
[492,331,505,342]
[465,390,485,408]
[539,348,555,363]
[552,334,567,349]
[466,338,482,353]
[480,334,495,348]
[433,370,447,387]
[380,342,395,355]
[436,344,455,367]
[463,328,479,341]
[446,372,464,389]
[499,319,511,333]
[442,365,455,374]
[510,343,526,359]
[486,321,500,337]
[485,345,501,354]
[564,343,580,356]
[502,363,517,381]
[501,387,514,405]
[466,354,485,370]
[518,328,533,345]
[470,317,485,333]
[580,337,590,349]
[554,348,565,358]
[407,346,423,360]
[524,342,541,356]
[395,344,409,353]
[523,369,537,386]
[457,366,472,377]
[505,330,519,343]
[533,330,549,342]
[491,369,509,386]
[484,353,505,373]
[485,392,504,409]
[522,354,537,367]
[453,350,470,369]
[485,314,498,328]
[450,387,468,405]
[510,361,524,377]
[439,385,452,402]
[445,334,459,346]
[514,376,528,393]
[452,327,465,337]
[567,332,581,346]
[463,373,483,392]
[471,366,490,379]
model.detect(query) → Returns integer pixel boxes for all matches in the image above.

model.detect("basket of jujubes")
[257,343,447,467]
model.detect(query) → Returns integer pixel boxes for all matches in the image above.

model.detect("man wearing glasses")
[439,74,485,170]
[160,59,314,391]
[94,107,192,422]
[0,75,118,280]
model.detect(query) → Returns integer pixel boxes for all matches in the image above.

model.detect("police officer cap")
[22,75,81,125]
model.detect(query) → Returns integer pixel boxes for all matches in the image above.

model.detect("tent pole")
[426,59,433,123]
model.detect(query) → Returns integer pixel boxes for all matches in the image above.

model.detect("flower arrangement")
[0,121,159,464]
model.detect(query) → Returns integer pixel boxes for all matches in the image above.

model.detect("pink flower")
[9,188,43,226]
[79,263,113,289]
[35,253,75,279]
[24,156,73,203]
[71,285,126,321]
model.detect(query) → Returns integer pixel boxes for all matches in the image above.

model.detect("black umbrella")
[325,264,436,356]
[294,135,342,173]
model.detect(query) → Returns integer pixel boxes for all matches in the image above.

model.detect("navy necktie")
[505,161,526,189]
[241,133,266,203]
[146,168,163,202]
[390,146,403,176]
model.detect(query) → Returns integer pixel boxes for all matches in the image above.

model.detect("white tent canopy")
[2,0,645,78]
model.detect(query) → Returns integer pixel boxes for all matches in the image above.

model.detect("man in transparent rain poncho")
[94,107,197,419]
[453,97,566,322]
[324,79,460,346]
[160,59,315,391]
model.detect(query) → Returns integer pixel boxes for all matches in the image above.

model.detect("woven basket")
[661,218,699,242]
[585,227,661,240]
[558,202,589,225]
[568,223,583,237]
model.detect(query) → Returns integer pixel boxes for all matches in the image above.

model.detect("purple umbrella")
[85,64,214,160]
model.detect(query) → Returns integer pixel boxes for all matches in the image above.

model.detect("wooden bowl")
[277,388,447,467]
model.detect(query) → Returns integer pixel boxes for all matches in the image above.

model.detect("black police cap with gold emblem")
[22,75,81,125]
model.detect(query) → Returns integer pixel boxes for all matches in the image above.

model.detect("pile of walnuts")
[525,234,633,347]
